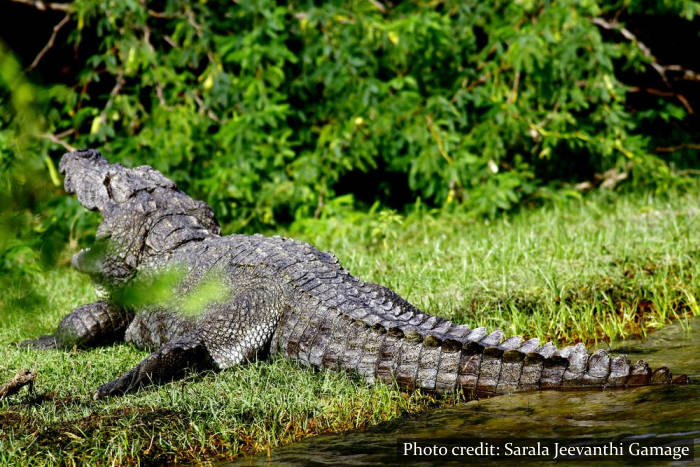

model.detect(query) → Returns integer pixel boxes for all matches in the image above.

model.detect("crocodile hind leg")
[94,283,285,399]
[19,300,133,349]
[93,334,215,399]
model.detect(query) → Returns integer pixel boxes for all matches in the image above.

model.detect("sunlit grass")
[0,186,698,464]
[290,187,699,346]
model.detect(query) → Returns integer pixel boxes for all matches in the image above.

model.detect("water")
[234,317,699,466]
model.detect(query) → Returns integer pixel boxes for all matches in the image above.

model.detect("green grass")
[290,188,699,346]
[0,186,698,465]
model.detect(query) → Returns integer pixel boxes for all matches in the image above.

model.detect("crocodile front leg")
[94,283,286,398]
[93,334,215,399]
[19,300,133,349]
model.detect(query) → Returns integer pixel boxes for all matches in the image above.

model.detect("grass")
[290,187,699,346]
[0,186,698,465]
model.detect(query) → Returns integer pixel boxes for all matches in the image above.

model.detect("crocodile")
[21,149,689,399]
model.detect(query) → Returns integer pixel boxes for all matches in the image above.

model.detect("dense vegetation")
[2,1,699,233]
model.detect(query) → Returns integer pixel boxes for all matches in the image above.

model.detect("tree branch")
[675,168,700,176]
[139,0,167,107]
[27,13,70,71]
[43,132,76,151]
[192,91,220,122]
[628,86,694,114]
[591,17,700,86]
[185,8,203,36]
[664,64,700,82]
[147,8,172,19]
[9,0,70,11]
[654,143,700,153]
[91,72,126,130]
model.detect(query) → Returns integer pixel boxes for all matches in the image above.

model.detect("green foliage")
[0,45,97,312]
[1,0,698,238]
[109,264,231,317]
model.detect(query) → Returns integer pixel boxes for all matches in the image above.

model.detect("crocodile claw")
[93,375,134,400]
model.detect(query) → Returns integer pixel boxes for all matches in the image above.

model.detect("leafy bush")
[1,0,698,235]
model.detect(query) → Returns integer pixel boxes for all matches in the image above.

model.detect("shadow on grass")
[1,404,191,464]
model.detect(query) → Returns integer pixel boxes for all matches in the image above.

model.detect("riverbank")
[1,186,698,464]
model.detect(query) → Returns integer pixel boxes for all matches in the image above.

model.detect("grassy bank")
[1,187,698,464]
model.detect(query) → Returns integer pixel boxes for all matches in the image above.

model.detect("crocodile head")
[59,149,220,284]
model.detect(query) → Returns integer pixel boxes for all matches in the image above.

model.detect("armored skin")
[22,149,689,399]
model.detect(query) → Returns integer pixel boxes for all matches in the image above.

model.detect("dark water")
[234,317,700,466]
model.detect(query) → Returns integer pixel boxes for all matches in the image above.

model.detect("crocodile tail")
[275,276,689,396]
[450,333,690,397]
[333,320,690,397]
